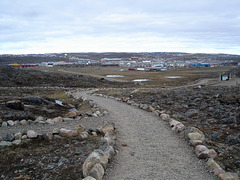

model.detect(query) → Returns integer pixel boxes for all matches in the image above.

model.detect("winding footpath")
[72,90,215,180]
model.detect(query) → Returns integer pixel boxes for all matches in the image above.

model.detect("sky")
[0,0,240,55]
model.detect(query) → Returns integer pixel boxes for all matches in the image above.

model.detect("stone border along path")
[72,90,214,180]
[92,92,239,180]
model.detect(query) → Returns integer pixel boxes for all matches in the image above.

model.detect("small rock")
[75,124,86,134]
[188,132,205,141]
[221,116,237,124]
[82,149,108,177]
[27,130,38,139]
[12,140,21,145]
[20,120,27,125]
[189,140,204,147]
[102,125,114,135]
[195,145,217,159]
[63,117,74,121]
[83,176,96,180]
[6,100,24,110]
[7,120,15,126]
[3,134,15,142]
[160,114,170,121]
[103,146,115,160]
[14,132,22,140]
[66,111,77,118]
[86,111,93,117]
[52,116,63,123]
[1,121,8,127]
[88,163,104,180]
[185,109,198,117]
[59,128,78,137]
[0,141,12,147]
[218,172,239,180]
[21,135,27,140]
[53,128,60,134]
[46,119,55,124]
[35,116,44,122]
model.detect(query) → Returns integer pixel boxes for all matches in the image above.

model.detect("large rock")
[207,158,225,175]
[6,100,24,110]
[103,146,115,160]
[82,149,108,177]
[188,132,205,141]
[88,163,104,180]
[27,130,38,139]
[83,176,96,180]
[59,128,78,137]
[184,127,205,141]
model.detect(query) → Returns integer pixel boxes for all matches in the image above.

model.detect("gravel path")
[72,90,215,180]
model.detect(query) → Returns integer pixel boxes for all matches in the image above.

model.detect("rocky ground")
[95,84,240,174]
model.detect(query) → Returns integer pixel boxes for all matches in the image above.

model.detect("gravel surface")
[72,90,215,180]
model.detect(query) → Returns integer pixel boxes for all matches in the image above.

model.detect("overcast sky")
[0,0,240,54]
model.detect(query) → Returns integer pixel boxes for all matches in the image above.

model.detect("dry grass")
[38,66,233,87]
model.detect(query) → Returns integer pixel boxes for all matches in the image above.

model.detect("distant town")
[0,52,240,70]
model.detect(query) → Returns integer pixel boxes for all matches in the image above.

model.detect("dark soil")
[0,136,101,180]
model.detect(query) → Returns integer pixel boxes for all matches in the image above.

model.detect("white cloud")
[0,0,240,54]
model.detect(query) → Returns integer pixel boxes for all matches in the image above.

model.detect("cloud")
[0,0,240,54]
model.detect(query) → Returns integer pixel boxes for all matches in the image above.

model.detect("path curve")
[72,90,215,180]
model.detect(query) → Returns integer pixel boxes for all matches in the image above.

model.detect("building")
[101,58,121,66]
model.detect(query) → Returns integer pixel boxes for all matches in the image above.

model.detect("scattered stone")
[221,116,237,124]
[83,176,96,180]
[3,134,14,142]
[75,124,86,134]
[35,116,44,122]
[88,163,104,180]
[52,116,63,123]
[0,141,12,147]
[160,114,170,121]
[63,117,74,121]
[7,120,15,126]
[185,109,198,117]
[1,121,8,127]
[102,125,114,135]
[27,130,38,139]
[12,140,21,145]
[82,149,108,177]
[66,111,77,118]
[14,132,22,140]
[6,100,24,110]
[59,128,78,137]
[20,120,27,125]
[218,172,239,180]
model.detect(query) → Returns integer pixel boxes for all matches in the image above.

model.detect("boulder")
[59,128,78,137]
[27,130,38,139]
[6,100,24,110]
[88,163,104,180]
[82,149,108,177]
